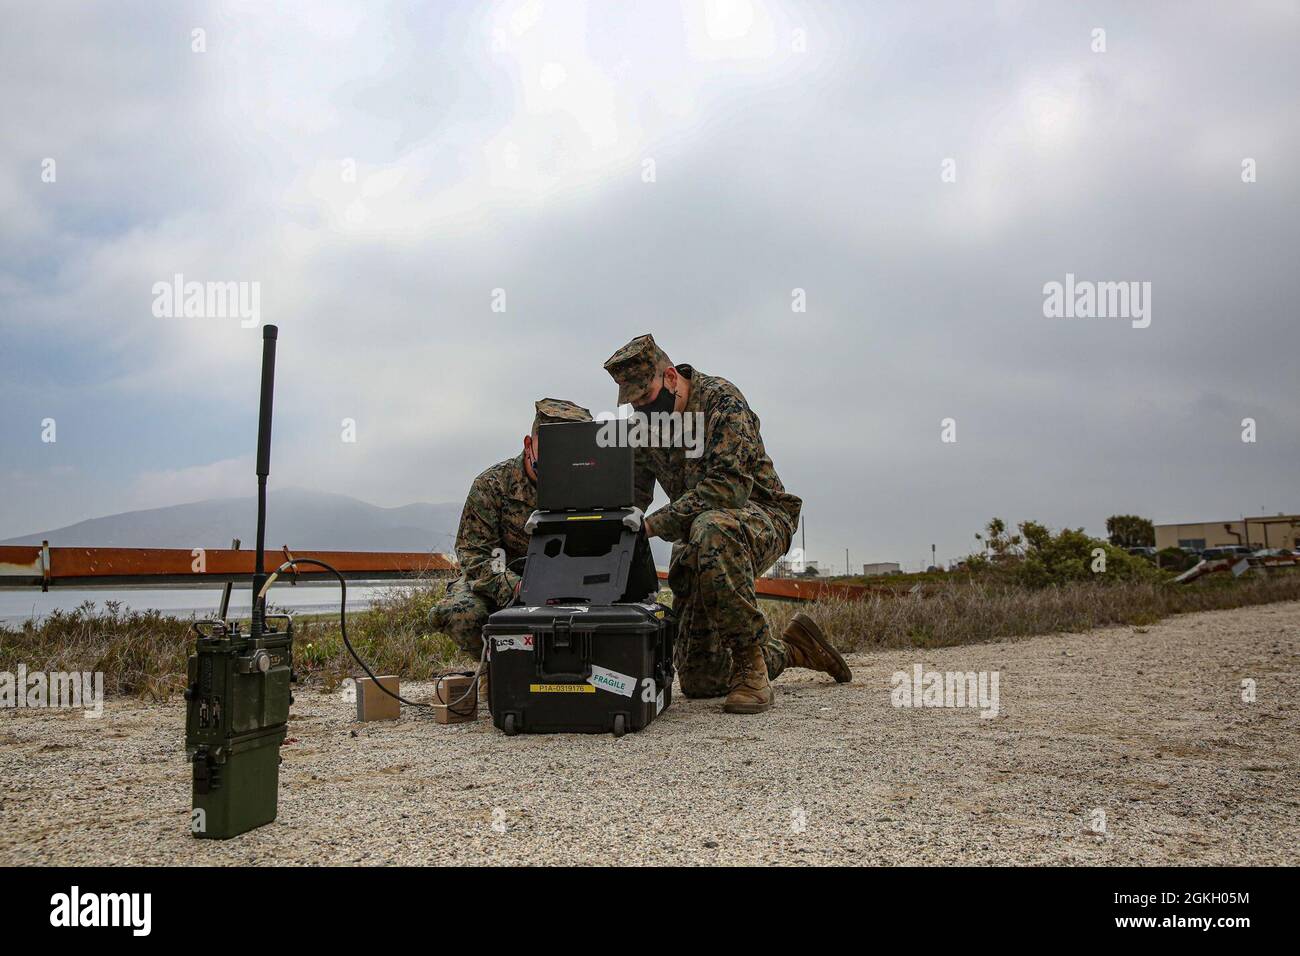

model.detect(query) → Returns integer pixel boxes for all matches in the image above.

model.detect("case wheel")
[612,714,627,738]
[503,713,518,736]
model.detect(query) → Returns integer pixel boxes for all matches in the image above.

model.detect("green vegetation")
[1105,514,1156,548]
[967,519,1160,587]
[291,582,461,690]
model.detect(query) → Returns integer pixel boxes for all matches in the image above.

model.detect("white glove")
[622,507,644,532]
[524,510,543,535]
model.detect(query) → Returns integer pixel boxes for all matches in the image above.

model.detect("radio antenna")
[252,324,278,633]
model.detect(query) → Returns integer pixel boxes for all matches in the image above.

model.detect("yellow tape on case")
[529,683,596,694]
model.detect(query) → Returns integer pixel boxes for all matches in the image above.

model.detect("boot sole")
[790,612,852,683]
[724,698,774,714]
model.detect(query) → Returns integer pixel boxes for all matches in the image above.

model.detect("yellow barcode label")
[529,683,595,694]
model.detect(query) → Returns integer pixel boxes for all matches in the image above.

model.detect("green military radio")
[184,324,294,839]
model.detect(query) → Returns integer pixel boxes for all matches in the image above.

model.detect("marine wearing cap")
[603,334,670,406]
[534,397,592,429]
[599,333,850,716]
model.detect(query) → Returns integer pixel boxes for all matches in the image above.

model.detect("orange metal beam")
[0,545,455,589]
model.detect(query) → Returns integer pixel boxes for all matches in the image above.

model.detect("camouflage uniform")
[429,399,592,658]
[604,334,802,697]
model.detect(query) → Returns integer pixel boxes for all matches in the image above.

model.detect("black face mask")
[634,381,676,416]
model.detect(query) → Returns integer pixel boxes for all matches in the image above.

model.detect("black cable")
[260,558,484,712]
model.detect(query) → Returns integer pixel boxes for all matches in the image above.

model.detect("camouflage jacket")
[453,453,536,607]
[634,366,802,543]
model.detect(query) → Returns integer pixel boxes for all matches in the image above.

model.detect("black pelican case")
[484,501,675,736]
[484,602,673,737]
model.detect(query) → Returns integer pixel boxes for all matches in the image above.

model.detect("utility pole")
[931,543,936,569]
[845,548,850,576]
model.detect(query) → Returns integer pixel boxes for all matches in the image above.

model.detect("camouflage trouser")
[668,505,795,698]
[428,576,498,660]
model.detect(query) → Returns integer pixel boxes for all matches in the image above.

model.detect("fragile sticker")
[493,635,534,652]
[588,665,636,697]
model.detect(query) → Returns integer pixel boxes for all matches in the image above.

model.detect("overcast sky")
[2,0,1297,570]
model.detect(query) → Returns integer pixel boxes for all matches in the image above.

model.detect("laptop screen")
[536,421,634,511]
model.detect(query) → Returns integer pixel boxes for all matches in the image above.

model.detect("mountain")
[3,488,674,567]
[0,489,464,554]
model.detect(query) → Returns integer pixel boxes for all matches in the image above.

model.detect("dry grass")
[774,571,1300,651]
[0,582,463,701]
[3,571,1297,700]
[0,601,191,700]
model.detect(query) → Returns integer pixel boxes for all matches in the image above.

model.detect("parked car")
[1125,546,1158,560]
[1200,546,1253,562]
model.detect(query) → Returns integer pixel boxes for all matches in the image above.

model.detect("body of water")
[0,582,425,625]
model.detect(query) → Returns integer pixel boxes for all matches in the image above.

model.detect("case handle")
[535,618,592,680]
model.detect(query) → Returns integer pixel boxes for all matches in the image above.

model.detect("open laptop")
[536,421,634,511]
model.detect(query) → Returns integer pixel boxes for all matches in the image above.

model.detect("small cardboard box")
[355,675,400,722]
[434,673,478,724]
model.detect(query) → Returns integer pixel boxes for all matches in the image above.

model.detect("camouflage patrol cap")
[602,333,670,405]
[533,398,593,431]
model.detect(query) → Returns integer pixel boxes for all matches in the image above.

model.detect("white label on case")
[588,665,636,697]
[493,635,534,652]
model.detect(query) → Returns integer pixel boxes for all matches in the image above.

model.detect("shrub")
[967,518,1163,588]
[1013,520,1162,587]
[1106,514,1156,548]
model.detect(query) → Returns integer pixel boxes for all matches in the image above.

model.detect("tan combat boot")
[724,645,774,714]
[782,613,852,683]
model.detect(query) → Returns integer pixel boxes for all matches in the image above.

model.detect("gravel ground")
[2,601,1297,866]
